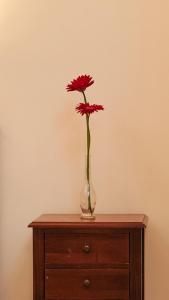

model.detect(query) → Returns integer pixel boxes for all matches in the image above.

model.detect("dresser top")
[28,214,148,229]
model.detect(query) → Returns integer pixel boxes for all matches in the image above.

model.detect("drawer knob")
[83,244,91,253]
[83,279,91,287]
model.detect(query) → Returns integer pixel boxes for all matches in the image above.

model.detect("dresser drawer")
[45,233,129,266]
[97,234,129,264]
[45,268,129,300]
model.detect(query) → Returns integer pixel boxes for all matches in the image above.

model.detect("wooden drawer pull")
[83,279,91,287]
[82,244,91,253]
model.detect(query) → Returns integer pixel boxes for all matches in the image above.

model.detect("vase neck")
[85,155,91,182]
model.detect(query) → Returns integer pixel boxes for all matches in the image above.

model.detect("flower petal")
[66,75,94,92]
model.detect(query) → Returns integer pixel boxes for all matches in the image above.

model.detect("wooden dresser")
[29,214,147,300]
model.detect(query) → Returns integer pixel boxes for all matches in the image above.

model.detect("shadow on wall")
[145,221,169,299]
[2,237,33,299]
[0,128,32,299]
[0,130,3,299]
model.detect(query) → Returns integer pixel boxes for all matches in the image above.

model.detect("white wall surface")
[1,1,169,299]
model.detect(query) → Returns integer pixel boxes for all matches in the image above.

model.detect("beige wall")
[1,0,169,299]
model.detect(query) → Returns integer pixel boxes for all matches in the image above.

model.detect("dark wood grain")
[129,228,144,300]
[45,232,129,266]
[45,268,129,300]
[29,214,147,300]
[33,229,45,300]
[29,214,148,229]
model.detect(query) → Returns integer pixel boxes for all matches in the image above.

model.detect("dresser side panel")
[33,228,45,300]
[129,228,144,300]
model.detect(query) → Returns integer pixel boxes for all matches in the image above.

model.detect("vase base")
[80,214,96,220]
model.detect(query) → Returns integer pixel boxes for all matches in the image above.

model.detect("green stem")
[82,91,87,104]
[86,115,90,182]
[82,91,92,215]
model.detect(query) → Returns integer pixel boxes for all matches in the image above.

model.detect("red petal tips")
[66,75,94,92]
[76,103,104,116]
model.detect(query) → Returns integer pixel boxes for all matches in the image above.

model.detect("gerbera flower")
[76,102,104,116]
[66,75,94,92]
[66,74,105,217]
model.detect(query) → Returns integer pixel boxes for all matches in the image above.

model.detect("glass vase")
[80,156,96,219]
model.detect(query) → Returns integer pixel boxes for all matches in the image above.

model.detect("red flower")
[76,103,104,116]
[66,75,94,92]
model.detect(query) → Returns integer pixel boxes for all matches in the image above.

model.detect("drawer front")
[97,234,129,264]
[45,235,97,265]
[45,233,129,265]
[45,268,129,300]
